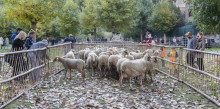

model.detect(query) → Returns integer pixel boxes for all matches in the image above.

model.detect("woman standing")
[195,32,206,71]
[12,31,28,78]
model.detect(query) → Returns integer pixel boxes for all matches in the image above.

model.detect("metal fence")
[72,43,219,106]
[0,42,219,107]
[0,43,72,108]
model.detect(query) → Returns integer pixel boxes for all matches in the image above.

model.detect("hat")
[69,34,73,37]
[185,32,192,36]
[16,28,22,31]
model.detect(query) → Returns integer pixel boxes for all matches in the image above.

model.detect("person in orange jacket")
[160,40,166,67]
[167,47,178,73]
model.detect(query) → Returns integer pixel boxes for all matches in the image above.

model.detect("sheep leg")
[69,69,72,80]
[65,70,67,79]
[119,74,124,89]
[129,77,135,90]
[148,70,153,83]
[144,72,147,81]
[81,69,85,81]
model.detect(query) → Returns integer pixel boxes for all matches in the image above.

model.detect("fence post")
[178,47,183,81]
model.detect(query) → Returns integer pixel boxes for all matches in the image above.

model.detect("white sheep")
[98,54,110,77]
[53,56,85,81]
[144,56,157,82]
[84,50,92,61]
[86,52,98,76]
[64,49,75,59]
[78,49,87,60]
[120,54,151,89]
[116,55,134,77]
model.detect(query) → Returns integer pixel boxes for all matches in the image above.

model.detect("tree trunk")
[94,28,96,43]
[31,22,37,42]
[140,29,143,42]
[163,33,166,44]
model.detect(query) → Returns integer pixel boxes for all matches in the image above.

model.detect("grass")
[0,45,12,53]
[205,47,220,52]
[4,98,33,109]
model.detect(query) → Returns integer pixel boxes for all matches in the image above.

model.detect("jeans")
[197,58,204,71]
[161,59,165,67]
[186,53,194,67]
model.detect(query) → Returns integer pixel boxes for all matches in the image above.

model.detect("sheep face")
[153,50,162,56]
[53,57,60,62]
[143,54,151,62]
[151,56,157,63]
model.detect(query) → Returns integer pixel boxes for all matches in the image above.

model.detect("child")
[167,47,178,73]
[160,40,166,67]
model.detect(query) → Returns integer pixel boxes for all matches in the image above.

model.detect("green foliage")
[188,0,220,34]
[80,0,99,30]
[57,0,80,37]
[4,0,64,30]
[97,0,137,32]
[148,1,178,33]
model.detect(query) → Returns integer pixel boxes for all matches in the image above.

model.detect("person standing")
[0,37,4,49]
[147,32,152,43]
[173,36,177,46]
[12,31,28,78]
[27,39,49,81]
[185,32,197,67]
[195,32,205,71]
[3,38,9,49]
[25,29,36,49]
[64,34,74,43]
[160,40,166,67]
[168,47,178,73]
[11,28,22,44]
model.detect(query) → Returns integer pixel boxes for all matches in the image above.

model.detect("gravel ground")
[5,70,219,109]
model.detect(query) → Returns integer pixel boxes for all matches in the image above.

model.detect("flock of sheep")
[53,46,161,90]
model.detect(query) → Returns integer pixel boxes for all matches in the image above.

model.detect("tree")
[80,0,100,41]
[97,0,137,33]
[136,0,153,41]
[188,0,220,34]
[148,1,178,43]
[58,0,80,37]
[4,0,64,41]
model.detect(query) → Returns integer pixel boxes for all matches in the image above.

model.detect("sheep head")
[121,50,128,56]
[151,56,157,63]
[136,50,141,53]
[53,56,61,62]
[143,54,151,62]
[71,49,75,53]
[153,50,162,56]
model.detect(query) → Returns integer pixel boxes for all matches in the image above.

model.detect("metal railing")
[72,43,219,106]
[0,43,72,108]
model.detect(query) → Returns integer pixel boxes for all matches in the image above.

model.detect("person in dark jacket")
[185,32,197,67]
[12,31,28,81]
[11,28,22,44]
[27,39,49,81]
[25,30,35,49]
[195,32,206,71]
[64,34,74,43]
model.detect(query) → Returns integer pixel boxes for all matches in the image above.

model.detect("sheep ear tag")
[51,59,54,62]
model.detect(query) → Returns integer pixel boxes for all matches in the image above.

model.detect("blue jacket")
[25,36,34,49]
[29,41,47,49]
[64,37,75,43]
[11,32,18,44]
[187,37,197,49]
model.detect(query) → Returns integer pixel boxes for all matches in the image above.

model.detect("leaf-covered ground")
[5,70,219,109]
